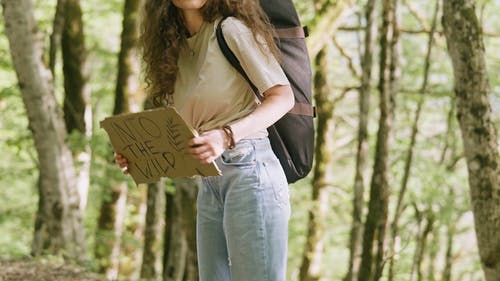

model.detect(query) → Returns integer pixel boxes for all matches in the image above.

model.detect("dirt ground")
[0,259,105,281]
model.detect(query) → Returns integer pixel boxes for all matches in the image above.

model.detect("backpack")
[216,0,315,183]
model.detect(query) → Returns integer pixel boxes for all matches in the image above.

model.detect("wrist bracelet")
[221,125,236,149]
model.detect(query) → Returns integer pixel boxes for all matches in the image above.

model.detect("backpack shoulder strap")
[216,17,315,118]
[215,18,263,102]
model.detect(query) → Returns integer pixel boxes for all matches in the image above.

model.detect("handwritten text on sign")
[100,107,220,184]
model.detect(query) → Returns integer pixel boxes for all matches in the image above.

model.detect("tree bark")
[442,223,455,281]
[94,0,142,276]
[113,0,142,115]
[163,178,199,281]
[307,0,353,59]
[388,2,439,280]
[426,226,439,281]
[442,1,500,280]
[344,0,377,280]
[357,0,398,280]
[163,190,177,280]
[60,0,92,212]
[299,47,334,281]
[410,211,434,281]
[49,0,66,76]
[95,182,128,280]
[141,181,165,281]
[127,185,148,281]
[62,0,90,135]
[1,0,87,263]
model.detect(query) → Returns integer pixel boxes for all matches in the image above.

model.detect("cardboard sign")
[100,107,221,184]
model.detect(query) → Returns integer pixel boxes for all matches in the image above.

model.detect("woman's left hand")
[188,129,227,164]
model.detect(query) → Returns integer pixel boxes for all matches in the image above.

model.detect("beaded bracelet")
[221,125,236,149]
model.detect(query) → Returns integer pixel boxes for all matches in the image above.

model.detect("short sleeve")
[221,17,289,95]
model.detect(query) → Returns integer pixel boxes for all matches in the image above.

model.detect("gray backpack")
[216,0,315,183]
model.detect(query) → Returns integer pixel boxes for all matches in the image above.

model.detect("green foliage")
[0,0,499,280]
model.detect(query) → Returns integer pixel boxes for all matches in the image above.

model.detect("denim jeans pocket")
[220,142,256,168]
[261,160,290,208]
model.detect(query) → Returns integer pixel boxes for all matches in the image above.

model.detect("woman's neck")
[181,10,204,36]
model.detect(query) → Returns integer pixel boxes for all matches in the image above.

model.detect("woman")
[116,0,294,280]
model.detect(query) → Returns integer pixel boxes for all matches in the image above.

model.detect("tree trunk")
[62,0,90,135]
[163,190,178,280]
[163,178,199,281]
[94,0,142,276]
[1,0,87,263]
[388,2,439,280]
[49,0,66,76]
[442,223,455,281]
[61,0,92,211]
[344,0,377,280]
[410,212,434,281]
[141,181,165,281]
[307,0,352,58]
[426,226,439,281]
[126,185,148,281]
[408,206,423,280]
[95,183,128,279]
[299,47,334,281]
[357,0,398,279]
[442,1,500,280]
[162,190,175,280]
[113,0,142,115]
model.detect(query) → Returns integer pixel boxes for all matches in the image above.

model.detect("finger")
[194,150,214,161]
[121,166,129,174]
[189,136,206,147]
[115,155,128,166]
[189,144,210,155]
[117,158,128,166]
[190,148,209,159]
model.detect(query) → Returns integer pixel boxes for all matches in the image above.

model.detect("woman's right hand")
[114,153,129,174]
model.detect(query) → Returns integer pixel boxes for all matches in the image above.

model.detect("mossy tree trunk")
[299,47,334,281]
[410,210,434,281]
[344,0,377,280]
[141,181,165,281]
[426,226,440,281]
[1,0,87,264]
[442,1,500,280]
[163,178,199,281]
[94,0,142,278]
[60,0,92,211]
[357,0,399,279]
[95,182,127,279]
[49,0,65,76]
[61,0,89,135]
[388,2,439,280]
[113,0,143,115]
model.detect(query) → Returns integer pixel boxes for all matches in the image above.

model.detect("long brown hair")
[140,0,279,106]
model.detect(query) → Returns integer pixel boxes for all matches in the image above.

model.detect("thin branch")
[332,36,361,78]
[402,0,430,31]
[332,85,355,105]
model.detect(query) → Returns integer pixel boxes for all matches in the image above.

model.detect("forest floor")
[0,259,105,281]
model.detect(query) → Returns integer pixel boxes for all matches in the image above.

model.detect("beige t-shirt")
[173,17,289,138]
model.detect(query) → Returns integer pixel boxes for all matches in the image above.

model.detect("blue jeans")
[197,138,291,281]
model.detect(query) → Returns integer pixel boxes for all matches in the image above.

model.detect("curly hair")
[140,0,280,106]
